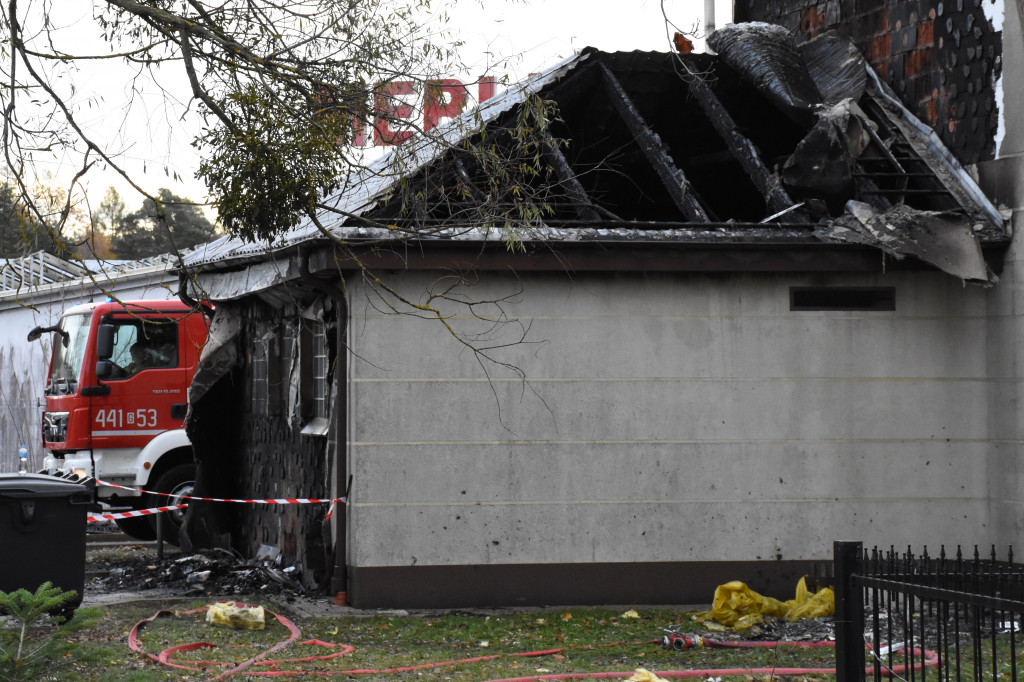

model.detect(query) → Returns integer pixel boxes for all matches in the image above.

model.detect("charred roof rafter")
[453,156,487,204]
[673,58,805,221]
[597,63,710,223]
[537,124,601,223]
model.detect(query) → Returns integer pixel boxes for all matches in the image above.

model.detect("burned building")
[180,10,1023,607]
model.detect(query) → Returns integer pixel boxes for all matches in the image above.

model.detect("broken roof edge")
[186,239,983,303]
[180,223,1009,301]
[861,67,1005,233]
[178,209,1012,287]
[181,49,598,271]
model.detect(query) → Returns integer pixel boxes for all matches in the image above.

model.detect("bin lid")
[0,473,91,497]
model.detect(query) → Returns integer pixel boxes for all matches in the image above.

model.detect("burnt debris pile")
[88,546,306,598]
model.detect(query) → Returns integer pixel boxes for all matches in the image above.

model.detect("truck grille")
[42,411,69,442]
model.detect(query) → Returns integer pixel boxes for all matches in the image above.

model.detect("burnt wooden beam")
[598,63,710,223]
[677,59,801,219]
[453,156,487,203]
[538,126,601,222]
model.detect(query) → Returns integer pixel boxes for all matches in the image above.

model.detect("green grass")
[894,631,1024,681]
[28,602,846,681]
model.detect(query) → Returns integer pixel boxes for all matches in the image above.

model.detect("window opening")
[277,320,296,408]
[252,337,269,416]
[312,322,329,420]
[300,317,331,436]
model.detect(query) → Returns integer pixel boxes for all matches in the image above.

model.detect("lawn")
[0,541,849,680]
[5,598,840,681]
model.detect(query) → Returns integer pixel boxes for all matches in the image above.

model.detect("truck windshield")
[47,312,92,395]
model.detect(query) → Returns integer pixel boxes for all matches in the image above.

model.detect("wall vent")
[790,286,895,311]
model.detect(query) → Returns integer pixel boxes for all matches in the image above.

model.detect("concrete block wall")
[978,0,1024,545]
[346,267,1002,578]
[740,0,1023,554]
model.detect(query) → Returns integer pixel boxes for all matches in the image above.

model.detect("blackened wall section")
[190,297,335,591]
[735,0,1002,164]
[240,298,334,590]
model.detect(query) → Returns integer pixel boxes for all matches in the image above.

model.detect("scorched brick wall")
[735,0,1003,165]
[237,298,334,590]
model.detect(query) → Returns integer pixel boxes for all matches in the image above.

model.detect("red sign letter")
[424,79,470,132]
[373,81,415,146]
[478,76,496,103]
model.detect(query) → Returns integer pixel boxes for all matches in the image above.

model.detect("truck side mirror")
[95,360,116,380]
[27,324,68,344]
[96,324,115,360]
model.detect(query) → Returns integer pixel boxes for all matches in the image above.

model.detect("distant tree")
[112,189,217,259]
[0,183,68,258]
[74,186,123,260]
[95,187,127,235]
[73,223,116,261]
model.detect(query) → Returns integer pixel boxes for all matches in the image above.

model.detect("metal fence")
[834,540,1024,681]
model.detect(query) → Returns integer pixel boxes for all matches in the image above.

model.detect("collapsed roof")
[185,23,1008,285]
[0,251,182,294]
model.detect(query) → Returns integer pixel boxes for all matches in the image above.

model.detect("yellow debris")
[694,576,834,631]
[206,601,266,630]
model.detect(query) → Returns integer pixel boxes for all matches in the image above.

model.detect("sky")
[440,0,733,79]
[22,0,734,221]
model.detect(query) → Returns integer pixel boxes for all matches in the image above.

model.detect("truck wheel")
[114,515,157,541]
[147,463,196,546]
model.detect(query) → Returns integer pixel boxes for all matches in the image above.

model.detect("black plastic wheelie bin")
[0,473,94,614]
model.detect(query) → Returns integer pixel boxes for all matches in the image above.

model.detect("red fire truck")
[29,299,210,544]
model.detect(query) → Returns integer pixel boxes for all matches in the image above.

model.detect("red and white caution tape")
[89,504,188,523]
[90,501,339,524]
[95,478,345,507]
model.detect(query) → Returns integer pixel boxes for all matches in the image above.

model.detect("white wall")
[346,267,1004,569]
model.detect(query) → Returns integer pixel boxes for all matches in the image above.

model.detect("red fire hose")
[128,608,939,680]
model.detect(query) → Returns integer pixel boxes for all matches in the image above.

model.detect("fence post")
[834,540,865,682]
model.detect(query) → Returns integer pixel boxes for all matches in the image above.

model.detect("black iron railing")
[834,540,1024,681]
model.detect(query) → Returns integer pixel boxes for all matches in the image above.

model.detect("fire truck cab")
[30,299,209,544]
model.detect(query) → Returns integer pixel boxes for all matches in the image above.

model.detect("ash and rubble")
[687,616,837,643]
[86,542,307,600]
[741,615,836,642]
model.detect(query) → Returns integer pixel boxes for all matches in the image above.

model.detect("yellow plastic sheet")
[205,601,266,630]
[694,576,834,631]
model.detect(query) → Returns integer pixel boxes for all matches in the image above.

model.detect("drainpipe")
[298,249,349,605]
[704,0,715,36]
